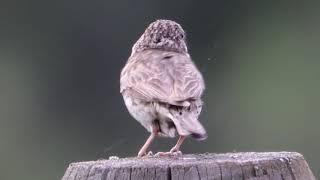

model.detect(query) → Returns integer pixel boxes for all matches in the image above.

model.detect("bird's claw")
[138,151,153,158]
[147,151,153,156]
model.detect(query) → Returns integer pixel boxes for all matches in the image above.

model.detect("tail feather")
[191,132,207,140]
[168,102,207,140]
[154,99,207,139]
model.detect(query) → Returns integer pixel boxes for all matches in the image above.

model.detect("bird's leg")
[155,135,185,157]
[137,124,159,157]
[170,135,186,153]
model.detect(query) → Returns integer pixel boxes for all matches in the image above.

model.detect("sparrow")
[120,19,207,157]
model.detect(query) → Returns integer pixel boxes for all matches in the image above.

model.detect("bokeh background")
[1,0,320,179]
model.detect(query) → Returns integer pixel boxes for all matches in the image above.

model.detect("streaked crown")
[132,19,188,55]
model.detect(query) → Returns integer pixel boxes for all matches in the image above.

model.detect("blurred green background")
[1,0,320,179]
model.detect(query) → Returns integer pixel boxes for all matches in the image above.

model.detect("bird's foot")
[154,145,182,157]
[137,151,153,158]
[169,146,180,153]
[137,151,145,157]
[154,150,182,157]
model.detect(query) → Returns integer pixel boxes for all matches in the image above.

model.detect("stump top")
[73,152,301,167]
[62,152,316,180]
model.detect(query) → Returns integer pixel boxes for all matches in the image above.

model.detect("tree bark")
[61,152,315,180]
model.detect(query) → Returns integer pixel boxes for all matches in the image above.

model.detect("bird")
[120,19,207,157]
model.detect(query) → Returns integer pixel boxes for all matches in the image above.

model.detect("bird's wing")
[120,50,205,105]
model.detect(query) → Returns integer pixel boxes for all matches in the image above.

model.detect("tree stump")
[61,152,315,180]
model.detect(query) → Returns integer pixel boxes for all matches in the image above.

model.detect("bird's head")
[132,19,188,55]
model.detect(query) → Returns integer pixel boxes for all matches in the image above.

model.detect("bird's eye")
[180,34,184,39]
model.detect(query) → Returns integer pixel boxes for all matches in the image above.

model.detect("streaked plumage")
[120,19,206,156]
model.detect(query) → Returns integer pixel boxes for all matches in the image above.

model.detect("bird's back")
[121,49,207,139]
[120,49,205,106]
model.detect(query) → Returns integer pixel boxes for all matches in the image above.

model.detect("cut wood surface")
[62,152,315,180]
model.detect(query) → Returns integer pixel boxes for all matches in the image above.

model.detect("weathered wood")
[61,152,315,180]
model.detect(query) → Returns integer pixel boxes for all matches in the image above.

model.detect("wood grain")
[61,152,315,180]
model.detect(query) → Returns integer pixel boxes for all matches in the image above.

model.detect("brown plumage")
[120,20,206,157]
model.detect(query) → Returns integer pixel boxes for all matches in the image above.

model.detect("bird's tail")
[167,102,207,140]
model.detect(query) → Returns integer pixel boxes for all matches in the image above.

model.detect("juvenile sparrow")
[120,19,207,157]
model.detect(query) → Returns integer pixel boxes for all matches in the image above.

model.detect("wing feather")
[120,50,204,105]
